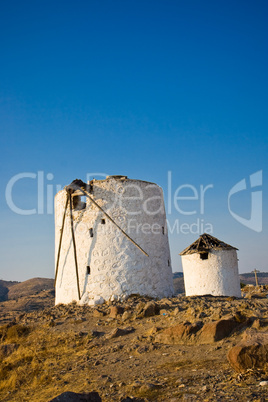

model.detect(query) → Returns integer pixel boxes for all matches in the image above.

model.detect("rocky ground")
[0,286,267,402]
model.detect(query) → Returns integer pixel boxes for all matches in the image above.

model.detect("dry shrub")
[0,323,90,398]
[6,324,30,341]
[0,371,18,391]
[0,324,9,341]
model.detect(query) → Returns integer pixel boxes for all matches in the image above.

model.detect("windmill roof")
[179,233,238,256]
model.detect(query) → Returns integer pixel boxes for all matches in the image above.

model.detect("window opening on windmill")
[168,259,170,266]
[89,228,93,237]
[87,266,91,275]
[162,226,165,235]
[200,252,209,260]
[101,219,106,224]
[73,195,87,211]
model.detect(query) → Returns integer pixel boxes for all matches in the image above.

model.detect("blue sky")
[0,0,267,281]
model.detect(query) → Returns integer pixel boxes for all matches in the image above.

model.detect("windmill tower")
[180,233,241,297]
[54,175,174,305]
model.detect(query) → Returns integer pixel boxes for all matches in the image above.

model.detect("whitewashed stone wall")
[55,177,174,305]
[181,249,241,297]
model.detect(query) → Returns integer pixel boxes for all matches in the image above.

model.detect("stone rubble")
[0,291,267,401]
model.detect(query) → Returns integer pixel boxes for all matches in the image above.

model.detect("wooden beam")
[254,268,259,287]
[54,195,68,287]
[69,192,81,300]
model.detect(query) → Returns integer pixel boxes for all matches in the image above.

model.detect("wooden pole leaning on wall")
[54,194,69,287]
[68,191,81,300]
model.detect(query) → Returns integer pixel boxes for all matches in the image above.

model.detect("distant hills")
[0,280,19,302]
[0,278,54,302]
[0,272,267,302]
[240,272,268,285]
[173,272,185,294]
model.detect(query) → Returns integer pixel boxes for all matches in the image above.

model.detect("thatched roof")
[179,233,238,256]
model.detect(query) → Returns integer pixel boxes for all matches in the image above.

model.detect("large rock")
[154,317,244,345]
[109,305,124,318]
[49,391,102,402]
[198,318,240,343]
[227,330,268,372]
[154,321,203,344]
[107,327,135,339]
[137,301,160,318]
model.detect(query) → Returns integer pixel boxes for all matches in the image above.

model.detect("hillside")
[0,278,54,322]
[7,278,54,300]
[0,278,54,302]
[0,280,19,302]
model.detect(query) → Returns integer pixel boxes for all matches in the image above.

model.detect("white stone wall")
[181,249,241,297]
[55,177,174,305]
